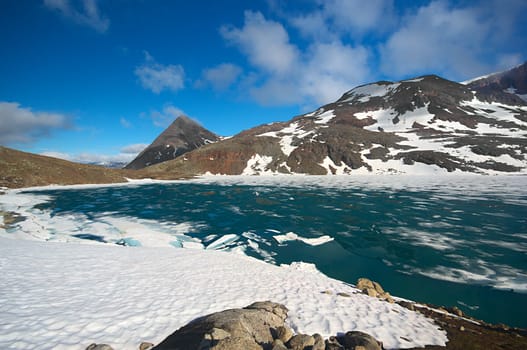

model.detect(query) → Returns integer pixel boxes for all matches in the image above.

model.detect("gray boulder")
[152,301,288,350]
[341,331,382,350]
[312,333,325,350]
[287,334,315,350]
[271,339,288,350]
[85,344,114,350]
[275,325,294,344]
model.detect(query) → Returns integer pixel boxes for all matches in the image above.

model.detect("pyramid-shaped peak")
[172,115,199,126]
[124,116,220,170]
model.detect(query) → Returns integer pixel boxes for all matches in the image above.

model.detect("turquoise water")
[25,176,527,327]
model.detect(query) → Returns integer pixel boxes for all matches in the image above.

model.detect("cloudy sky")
[1,0,526,164]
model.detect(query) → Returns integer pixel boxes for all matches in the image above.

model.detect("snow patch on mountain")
[314,110,336,124]
[359,105,433,132]
[319,156,352,175]
[242,154,274,175]
[258,122,315,156]
[342,82,401,103]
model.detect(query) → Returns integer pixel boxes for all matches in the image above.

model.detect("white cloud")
[0,102,72,145]
[301,42,370,104]
[148,104,185,128]
[290,12,333,41]
[44,0,110,33]
[135,52,185,94]
[120,117,131,128]
[221,11,371,107]
[289,0,395,41]
[380,0,527,80]
[321,0,395,34]
[120,143,148,154]
[40,151,74,161]
[380,1,487,79]
[199,63,242,91]
[221,11,299,74]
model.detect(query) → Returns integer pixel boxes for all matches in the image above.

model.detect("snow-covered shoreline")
[0,177,453,349]
[0,237,447,350]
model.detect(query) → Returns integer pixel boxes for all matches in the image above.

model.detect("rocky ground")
[404,304,527,350]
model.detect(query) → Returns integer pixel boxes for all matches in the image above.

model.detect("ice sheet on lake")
[273,231,334,246]
[0,190,202,249]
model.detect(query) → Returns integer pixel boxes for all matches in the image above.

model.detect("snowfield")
[0,236,447,350]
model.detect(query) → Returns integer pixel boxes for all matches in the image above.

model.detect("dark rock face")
[142,65,527,177]
[125,116,220,170]
[468,61,527,103]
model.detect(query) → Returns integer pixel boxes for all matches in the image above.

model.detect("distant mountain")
[125,116,220,170]
[466,61,527,103]
[143,71,527,176]
[84,161,128,169]
[0,146,128,189]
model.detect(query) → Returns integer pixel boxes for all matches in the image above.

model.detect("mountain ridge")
[2,63,526,188]
[142,66,527,176]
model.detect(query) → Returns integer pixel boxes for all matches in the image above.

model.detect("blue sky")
[1,0,526,164]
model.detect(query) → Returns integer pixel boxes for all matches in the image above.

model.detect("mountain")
[0,146,129,188]
[143,73,527,176]
[84,161,129,169]
[465,61,527,103]
[125,116,220,170]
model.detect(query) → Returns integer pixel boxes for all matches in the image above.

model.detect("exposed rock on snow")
[356,278,395,304]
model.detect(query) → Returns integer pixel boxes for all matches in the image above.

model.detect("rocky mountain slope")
[466,61,527,102]
[0,146,129,188]
[125,116,220,170]
[143,68,527,176]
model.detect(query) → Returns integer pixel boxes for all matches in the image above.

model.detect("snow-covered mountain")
[465,61,527,102]
[125,115,220,170]
[143,68,527,176]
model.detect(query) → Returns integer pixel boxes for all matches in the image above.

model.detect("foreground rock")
[356,278,394,303]
[153,301,289,350]
[152,301,383,350]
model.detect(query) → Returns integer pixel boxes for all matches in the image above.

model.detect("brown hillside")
[0,146,130,189]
